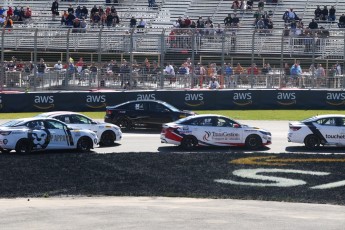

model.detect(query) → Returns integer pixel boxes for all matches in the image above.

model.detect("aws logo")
[33,96,54,110]
[137,94,156,100]
[326,93,345,106]
[184,93,204,107]
[233,93,252,106]
[276,92,296,106]
[86,95,106,109]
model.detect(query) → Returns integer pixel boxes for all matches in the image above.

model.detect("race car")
[0,117,98,154]
[288,114,345,149]
[105,100,195,130]
[160,114,271,150]
[37,111,122,146]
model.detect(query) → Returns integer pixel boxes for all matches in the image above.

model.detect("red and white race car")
[161,114,271,150]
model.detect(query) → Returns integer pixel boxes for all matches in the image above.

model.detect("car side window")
[26,120,45,129]
[45,121,65,130]
[73,115,91,124]
[149,103,169,112]
[317,118,339,126]
[200,118,215,126]
[133,102,146,111]
[216,118,235,127]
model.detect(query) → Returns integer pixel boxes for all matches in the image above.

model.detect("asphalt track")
[1,120,345,230]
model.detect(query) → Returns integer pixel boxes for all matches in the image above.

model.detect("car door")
[211,117,243,146]
[315,117,345,145]
[44,120,72,149]
[147,102,172,125]
[130,101,150,125]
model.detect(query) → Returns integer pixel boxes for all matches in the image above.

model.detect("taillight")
[106,110,112,115]
[290,126,301,131]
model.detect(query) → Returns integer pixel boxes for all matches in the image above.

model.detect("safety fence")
[1,27,345,91]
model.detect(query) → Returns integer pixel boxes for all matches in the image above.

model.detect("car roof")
[308,114,345,120]
[37,111,82,117]
[6,117,65,123]
[108,100,169,108]
[183,114,229,119]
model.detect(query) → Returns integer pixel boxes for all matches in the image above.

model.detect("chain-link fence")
[1,27,345,91]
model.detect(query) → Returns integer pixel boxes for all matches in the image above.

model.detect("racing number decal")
[214,168,345,190]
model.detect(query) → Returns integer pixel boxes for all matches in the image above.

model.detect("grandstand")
[0,0,344,91]
[1,0,344,56]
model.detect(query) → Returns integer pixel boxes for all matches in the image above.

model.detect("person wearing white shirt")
[209,76,220,89]
[54,61,63,71]
[164,63,175,76]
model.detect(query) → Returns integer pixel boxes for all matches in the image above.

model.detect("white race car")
[0,117,98,154]
[37,111,122,146]
[161,114,271,150]
[288,114,345,149]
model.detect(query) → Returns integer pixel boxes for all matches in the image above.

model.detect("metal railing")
[1,27,345,91]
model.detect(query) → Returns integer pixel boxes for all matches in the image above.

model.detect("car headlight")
[259,131,271,136]
[0,131,11,136]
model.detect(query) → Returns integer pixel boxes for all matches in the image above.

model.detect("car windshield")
[162,102,180,112]
[301,116,318,122]
[175,116,197,124]
[0,119,26,127]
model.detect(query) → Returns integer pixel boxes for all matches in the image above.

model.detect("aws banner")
[1,90,345,112]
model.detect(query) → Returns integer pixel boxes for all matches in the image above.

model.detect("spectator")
[3,16,13,29]
[224,14,232,27]
[164,62,175,84]
[215,23,224,36]
[314,5,322,20]
[288,9,299,21]
[106,12,114,27]
[232,13,240,28]
[66,12,76,27]
[247,63,259,75]
[113,12,120,25]
[7,7,13,18]
[309,19,318,30]
[36,58,47,79]
[129,16,137,28]
[261,63,272,75]
[256,17,265,33]
[7,61,16,71]
[315,64,325,87]
[67,4,74,14]
[54,60,63,71]
[258,0,265,12]
[0,15,5,27]
[184,16,191,27]
[75,6,81,19]
[321,6,328,21]
[91,12,101,27]
[13,7,20,21]
[336,62,342,75]
[290,63,302,86]
[23,7,32,21]
[90,5,98,17]
[0,6,6,16]
[81,6,88,18]
[282,9,290,23]
[246,0,253,11]
[197,16,205,28]
[209,76,220,89]
[51,0,59,21]
[137,18,146,28]
[61,10,68,25]
[80,18,87,32]
[329,6,336,22]
[72,18,81,33]
[231,0,240,10]
[339,14,345,28]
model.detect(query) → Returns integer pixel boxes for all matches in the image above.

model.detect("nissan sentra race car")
[288,114,345,149]
[161,114,271,150]
[0,117,98,154]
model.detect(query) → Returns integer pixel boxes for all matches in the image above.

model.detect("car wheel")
[181,136,198,150]
[15,139,31,154]
[245,135,262,150]
[99,130,116,147]
[1,149,11,154]
[117,118,132,130]
[77,137,92,152]
[304,135,320,149]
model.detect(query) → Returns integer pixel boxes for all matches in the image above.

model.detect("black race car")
[104,100,195,130]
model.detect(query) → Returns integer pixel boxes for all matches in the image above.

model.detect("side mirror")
[233,124,240,128]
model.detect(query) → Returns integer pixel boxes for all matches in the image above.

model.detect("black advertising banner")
[1,90,345,112]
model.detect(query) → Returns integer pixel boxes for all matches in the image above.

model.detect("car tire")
[99,130,116,147]
[181,136,198,150]
[1,149,11,154]
[245,134,262,150]
[116,117,132,130]
[304,134,320,149]
[15,139,31,154]
[77,137,92,152]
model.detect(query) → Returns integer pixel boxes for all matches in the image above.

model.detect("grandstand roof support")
[250,30,256,89]
[1,29,4,92]
[33,29,38,92]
